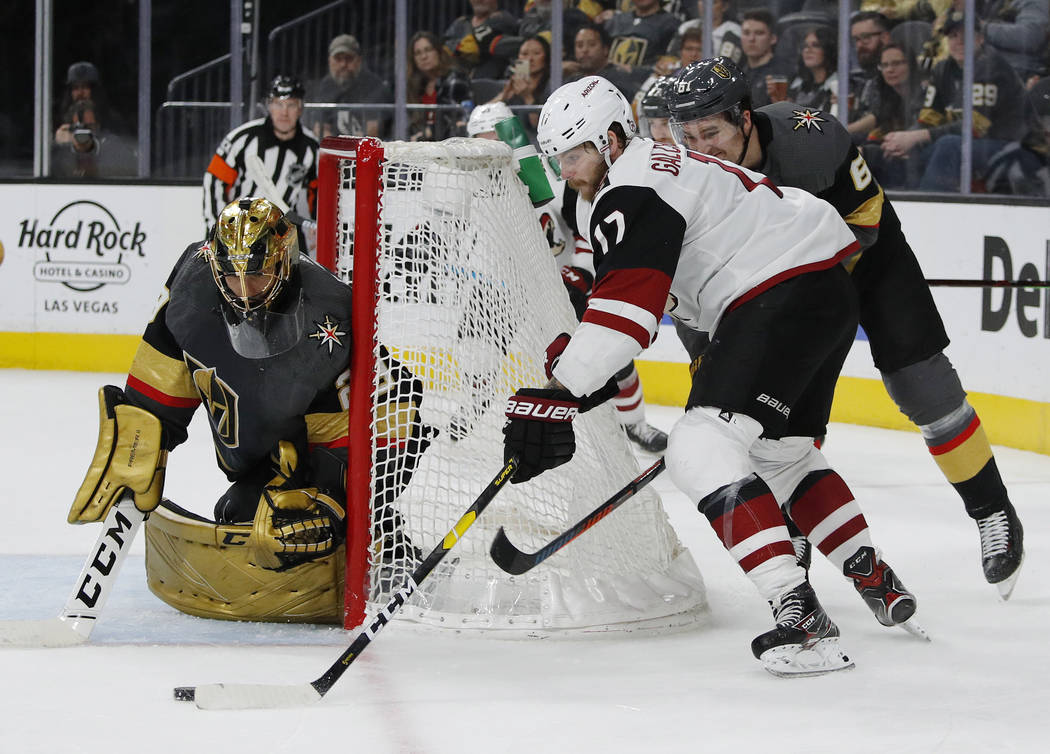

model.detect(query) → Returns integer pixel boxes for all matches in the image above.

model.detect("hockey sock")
[612,362,645,426]
[921,402,1011,520]
[698,474,803,602]
[786,469,873,573]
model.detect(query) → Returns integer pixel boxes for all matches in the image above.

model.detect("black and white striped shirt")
[202,117,320,234]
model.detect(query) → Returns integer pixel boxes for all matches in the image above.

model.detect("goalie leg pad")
[69,385,167,523]
[144,500,344,623]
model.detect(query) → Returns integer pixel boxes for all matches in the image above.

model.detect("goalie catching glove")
[249,441,346,571]
[69,385,168,523]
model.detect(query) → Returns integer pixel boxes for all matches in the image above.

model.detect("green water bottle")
[494,116,554,207]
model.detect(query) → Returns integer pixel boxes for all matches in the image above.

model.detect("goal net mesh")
[322,137,705,635]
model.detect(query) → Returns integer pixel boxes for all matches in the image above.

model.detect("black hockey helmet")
[667,57,752,126]
[640,76,675,120]
[268,74,305,101]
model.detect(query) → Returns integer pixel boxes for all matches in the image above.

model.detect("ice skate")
[624,421,668,453]
[843,546,928,641]
[977,501,1024,600]
[751,581,854,678]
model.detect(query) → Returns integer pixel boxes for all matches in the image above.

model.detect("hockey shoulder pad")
[69,386,168,523]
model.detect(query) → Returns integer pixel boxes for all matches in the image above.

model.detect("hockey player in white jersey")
[467,102,670,453]
[501,76,921,677]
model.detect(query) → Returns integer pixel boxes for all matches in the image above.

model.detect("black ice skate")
[624,421,668,453]
[977,500,1024,600]
[843,546,928,641]
[750,581,854,678]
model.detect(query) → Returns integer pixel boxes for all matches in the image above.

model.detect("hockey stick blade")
[490,457,666,575]
[0,498,144,648]
[174,458,518,710]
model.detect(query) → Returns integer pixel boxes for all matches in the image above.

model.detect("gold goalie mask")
[206,197,305,358]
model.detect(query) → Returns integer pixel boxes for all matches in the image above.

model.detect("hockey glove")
[503,388,578,484]
[249,440,347,571]
[69,385,168,523]
[560,265,592,320]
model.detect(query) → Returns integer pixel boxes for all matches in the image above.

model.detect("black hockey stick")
[926,279,1050,288]
[173,457,519,710]
[490,457,666,576]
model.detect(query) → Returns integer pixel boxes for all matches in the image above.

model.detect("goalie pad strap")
[69,386,167,523]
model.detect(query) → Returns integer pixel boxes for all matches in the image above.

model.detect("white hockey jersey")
[553,138,858,397]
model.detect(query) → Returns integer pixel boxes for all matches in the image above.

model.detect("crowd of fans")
[54,0,1050,195]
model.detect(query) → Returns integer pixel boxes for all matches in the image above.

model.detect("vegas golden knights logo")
[185,353,240,448]
[609,37,648,68]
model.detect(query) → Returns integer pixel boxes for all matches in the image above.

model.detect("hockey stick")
[0,496,144,647]
[489,457,666,576]
[244,153,291,213]
[926,279,1050,288]
[173,457,519,710]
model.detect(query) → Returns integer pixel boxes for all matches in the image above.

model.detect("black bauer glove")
[503,388,579,484]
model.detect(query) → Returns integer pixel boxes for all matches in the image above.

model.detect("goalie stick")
[489,457,666,576]
[0,495,144,647]
[173,457,519,710]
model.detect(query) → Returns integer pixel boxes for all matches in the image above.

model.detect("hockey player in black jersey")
[68,198,431,624]
[503,76,923,676]
[666,56,1024,600]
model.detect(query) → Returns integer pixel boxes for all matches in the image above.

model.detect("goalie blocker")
[69,385,168,523]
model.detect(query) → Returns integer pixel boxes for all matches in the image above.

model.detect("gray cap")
[67,61,99,85]
[328,34,361,57]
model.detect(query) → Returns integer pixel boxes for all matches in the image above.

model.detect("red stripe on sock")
[928,415,981,456]
[816,514,868,555]
[709,492,784,549]
[789,472,854,534]
[738,541,795,573]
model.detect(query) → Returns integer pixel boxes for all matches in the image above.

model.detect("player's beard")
[568,166,607,202]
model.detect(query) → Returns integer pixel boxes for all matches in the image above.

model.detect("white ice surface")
[0,369,1047,753]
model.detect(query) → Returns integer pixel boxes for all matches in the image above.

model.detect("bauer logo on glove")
[505,394,579,422]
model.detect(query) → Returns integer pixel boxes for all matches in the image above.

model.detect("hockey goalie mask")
[210,197,299,314]
[207,197,305,358]
[537,76,637,168]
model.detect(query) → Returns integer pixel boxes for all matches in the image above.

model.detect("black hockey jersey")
[125,242,351,482]
[753,102,886,253]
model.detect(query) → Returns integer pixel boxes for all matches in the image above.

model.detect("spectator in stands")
[884,13,1039,191]
[491,34,552,138]
[519,0,592,57]
[310,34,394,138]
[982,0,1049,82]
[51,99,136,179]
[856,43,927,187]
[786,26,841,117]
[444,0,521,79]
[859,0,942,23]
[604,0,680,74]
[307,34,391,139]
[407,30,473,142]
[667,0,743,66]
[847,11,894,137]
[55,61,126,139]
[740,9,794,108]
[564,23,646,99]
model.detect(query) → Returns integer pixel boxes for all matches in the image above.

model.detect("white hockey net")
[321,136,705,635]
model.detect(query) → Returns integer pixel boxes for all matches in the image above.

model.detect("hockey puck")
[173,686,196,702]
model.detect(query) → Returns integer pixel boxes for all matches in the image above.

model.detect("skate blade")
[994,553,1023,601]
[759,637,855,678]
[898,617,930,642]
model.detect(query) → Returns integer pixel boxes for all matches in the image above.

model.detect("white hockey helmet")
[466,101,514,136]
[537,76,638,166]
